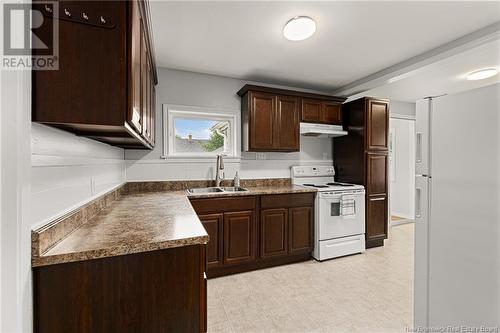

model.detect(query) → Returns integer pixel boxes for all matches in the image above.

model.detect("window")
[163,105,238,158]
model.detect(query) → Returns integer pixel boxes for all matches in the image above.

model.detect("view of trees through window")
[173,118,229,154]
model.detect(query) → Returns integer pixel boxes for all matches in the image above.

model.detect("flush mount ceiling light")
[466,68,498,81]
[283,16,316,41]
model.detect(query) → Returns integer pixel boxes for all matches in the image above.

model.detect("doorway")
[389,116,415,225]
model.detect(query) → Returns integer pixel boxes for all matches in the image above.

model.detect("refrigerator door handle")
[416,132,422,163]
[415,187,422,218]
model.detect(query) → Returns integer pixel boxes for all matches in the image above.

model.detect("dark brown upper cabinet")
[301,99,342,125]
[242,91,299,152]
[32,0,157,149]
[366,99,390,150]
[238,85,345,152]
[322,101,342,125]
[275,95,300,150]
[333,97,390,249]
[301,99,322,122]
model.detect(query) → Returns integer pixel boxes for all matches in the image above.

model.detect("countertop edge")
[32,185,317,268]
[32,234,210,267]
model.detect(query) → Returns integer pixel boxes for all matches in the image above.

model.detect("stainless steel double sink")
[186,187,248,194]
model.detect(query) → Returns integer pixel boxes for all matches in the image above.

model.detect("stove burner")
[303,184,329,188]
[327,182,355,187]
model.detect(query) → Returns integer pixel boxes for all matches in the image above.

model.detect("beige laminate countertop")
[33,185,317,267]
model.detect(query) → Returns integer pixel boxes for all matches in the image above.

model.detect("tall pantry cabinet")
[334,98,390,248]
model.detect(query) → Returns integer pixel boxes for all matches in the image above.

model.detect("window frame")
[162,104,240,159]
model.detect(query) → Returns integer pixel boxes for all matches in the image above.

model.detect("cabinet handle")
[82,12,89,20]
[64,8,71,17]
[415,187,422,218]
[370,197,385,201]
[416,132,422,163]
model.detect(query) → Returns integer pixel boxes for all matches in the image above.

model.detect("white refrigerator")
[414,84,500,328]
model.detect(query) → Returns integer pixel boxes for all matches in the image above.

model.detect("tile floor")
[207,223,414,333]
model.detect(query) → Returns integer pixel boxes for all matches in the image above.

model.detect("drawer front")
[190,196,256,214]
[260,193,315,209]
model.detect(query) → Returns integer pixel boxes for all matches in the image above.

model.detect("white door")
[415,99,431,176]
[389,118,416,219]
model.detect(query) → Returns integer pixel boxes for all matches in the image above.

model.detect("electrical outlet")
[322,152,328,160]
[256,152,267,160]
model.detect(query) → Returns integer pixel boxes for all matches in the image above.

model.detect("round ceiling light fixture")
[283,16,316,41]
[466,68,498,81]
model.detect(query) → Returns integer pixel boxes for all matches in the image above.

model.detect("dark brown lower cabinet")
[366,194,388,247]
[289,206,313,254]
[190,193,314,278]
[223,211,256,265]
[199,213,223,269]
[261,208,288,258]
[33,245,207,333]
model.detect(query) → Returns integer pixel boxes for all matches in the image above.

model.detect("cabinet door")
[366,99,389,150]
[223,211,255,265]
[289,206,313,254]
[301,99,321,122]
[366,194,388,242]
[321,102,342,125]
[140,24,151,141]
[260,208,288,258]
[366,152,388,195]
[151,84,156,145]
[128,1,142,133]
[199,213,223,269]
[249,92,275,150]
[276,96,300,151]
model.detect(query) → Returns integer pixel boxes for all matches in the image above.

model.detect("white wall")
[391,100,416,118]
[125,68,334,181]
[389,118,415,219]
[31,124,125,228]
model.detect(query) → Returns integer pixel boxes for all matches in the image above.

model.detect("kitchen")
[1,1,499,333]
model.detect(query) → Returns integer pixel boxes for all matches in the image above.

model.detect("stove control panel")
[291,165,335,177]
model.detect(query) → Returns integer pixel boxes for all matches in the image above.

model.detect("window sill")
[158,156,241,163]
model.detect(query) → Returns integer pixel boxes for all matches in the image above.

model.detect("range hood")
[300,122,348,138]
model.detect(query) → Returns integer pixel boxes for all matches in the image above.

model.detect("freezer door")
[414,175,430,327]
[415,99,431,176]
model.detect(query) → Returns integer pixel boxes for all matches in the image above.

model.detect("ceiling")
[356,39,500,102]
[150,1,500,92]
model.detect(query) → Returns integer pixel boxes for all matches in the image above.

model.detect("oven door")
[318,192,365,241]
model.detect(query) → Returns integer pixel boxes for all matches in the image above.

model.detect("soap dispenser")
[233,171,240,188]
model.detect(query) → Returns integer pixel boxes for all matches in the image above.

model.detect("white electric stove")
[291,166,366,261]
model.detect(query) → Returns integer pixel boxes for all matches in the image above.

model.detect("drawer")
[189,196,256,214]
[260,193,315,209]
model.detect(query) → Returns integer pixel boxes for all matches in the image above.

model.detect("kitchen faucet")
[215,154,225,187]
